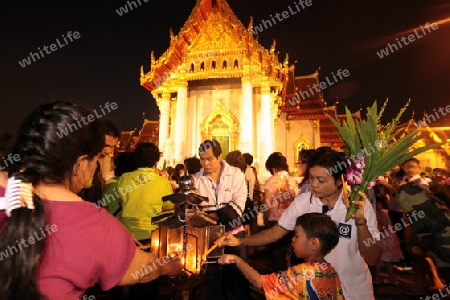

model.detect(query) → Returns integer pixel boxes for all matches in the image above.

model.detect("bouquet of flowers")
[330,100,440,221]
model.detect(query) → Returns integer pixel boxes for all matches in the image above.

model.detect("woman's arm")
[118,248,182,286]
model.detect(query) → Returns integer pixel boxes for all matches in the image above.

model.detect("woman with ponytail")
[0,102,181,300]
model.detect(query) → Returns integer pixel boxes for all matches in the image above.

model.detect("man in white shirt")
[193,139,249,300]
[221,147,382,300]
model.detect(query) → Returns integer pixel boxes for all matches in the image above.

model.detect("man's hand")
[218,234,241,247]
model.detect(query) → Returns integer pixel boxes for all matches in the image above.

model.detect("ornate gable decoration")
[200,100,239,143]
[188,13,244,54]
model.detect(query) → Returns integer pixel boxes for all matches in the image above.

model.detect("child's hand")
[217,254,237,264]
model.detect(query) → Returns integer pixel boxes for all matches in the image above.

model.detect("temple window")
[190,63,194,72]
[212,61,216,69]
[233,59,238,68]
[222,60,227,69]
[200,61,205,70]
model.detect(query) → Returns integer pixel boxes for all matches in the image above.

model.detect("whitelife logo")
[55,102,118,139]
[376,22,438,59]
[0,224,58,261]
[116,0,149,16]
[287,69,350,106]
[252,0,313,35]
[414,104,450,129]
[0,153,20,171]
[18,31,81,68]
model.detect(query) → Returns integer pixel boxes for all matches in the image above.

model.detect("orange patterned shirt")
[261,261,345,300]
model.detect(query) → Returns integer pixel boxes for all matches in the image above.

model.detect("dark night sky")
[1,0,450,137]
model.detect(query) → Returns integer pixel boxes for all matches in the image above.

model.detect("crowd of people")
[0,101,449,300]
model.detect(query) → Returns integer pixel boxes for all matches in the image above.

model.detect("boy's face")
[402,161,420,178]
[292,225,317,258]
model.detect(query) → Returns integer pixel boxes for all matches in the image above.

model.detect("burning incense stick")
[133,236,149,250]
[202,233,229,260]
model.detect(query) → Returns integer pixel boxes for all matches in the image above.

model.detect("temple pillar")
[169,98,177,142]
[240,79,253,154]
[174,80,188,163]
[260,78,274,180]
[158,92,170,152]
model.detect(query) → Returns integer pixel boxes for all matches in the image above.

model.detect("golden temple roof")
[140,0,288,95]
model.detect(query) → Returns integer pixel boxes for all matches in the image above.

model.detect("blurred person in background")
[184,156,201,175]
[79,118,120,203]
[297,149,315,194]
[263,152,296,271]
[102,151,136,220]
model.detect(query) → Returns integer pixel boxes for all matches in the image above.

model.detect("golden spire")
[247,16,253,32]
[150,51,155,70]
[270,39,276,54]
[284,53,289,66]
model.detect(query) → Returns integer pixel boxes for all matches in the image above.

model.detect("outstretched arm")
[218,254,262,288]
[118,248,182,285]
[220,224,289,247]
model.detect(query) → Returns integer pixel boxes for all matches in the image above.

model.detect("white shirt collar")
[310,191,346,210]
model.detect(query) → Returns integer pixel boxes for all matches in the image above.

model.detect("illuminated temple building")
[135,0,449,176]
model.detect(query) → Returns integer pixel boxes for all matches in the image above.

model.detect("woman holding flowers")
[221,147,382,300]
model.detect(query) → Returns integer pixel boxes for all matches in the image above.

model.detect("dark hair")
[134,142,160,168]
[184,156,201,175]
[299,149,315,164]
[243,153,253,166]
[99,118,120,138]
[392,167,405,182]
[307,147,347,181]
[1,101,104,299]
[171,164,185,182]
[402,157,420,166]
[298,149,315,186]
[225,150,247,173]
[114,152,136,176]
[295,212,339,255]
[165,166,175,178]
[198,139,221,157]
[265,152,288,175]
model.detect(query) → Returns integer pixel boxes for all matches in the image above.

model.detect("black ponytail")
[0,172,47,300]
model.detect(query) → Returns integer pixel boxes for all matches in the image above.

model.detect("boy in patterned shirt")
[218,213,344,299]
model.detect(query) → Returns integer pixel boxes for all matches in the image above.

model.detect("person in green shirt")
[117,142,174,243]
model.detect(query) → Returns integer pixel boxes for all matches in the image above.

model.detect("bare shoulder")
[0,171,7,187]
